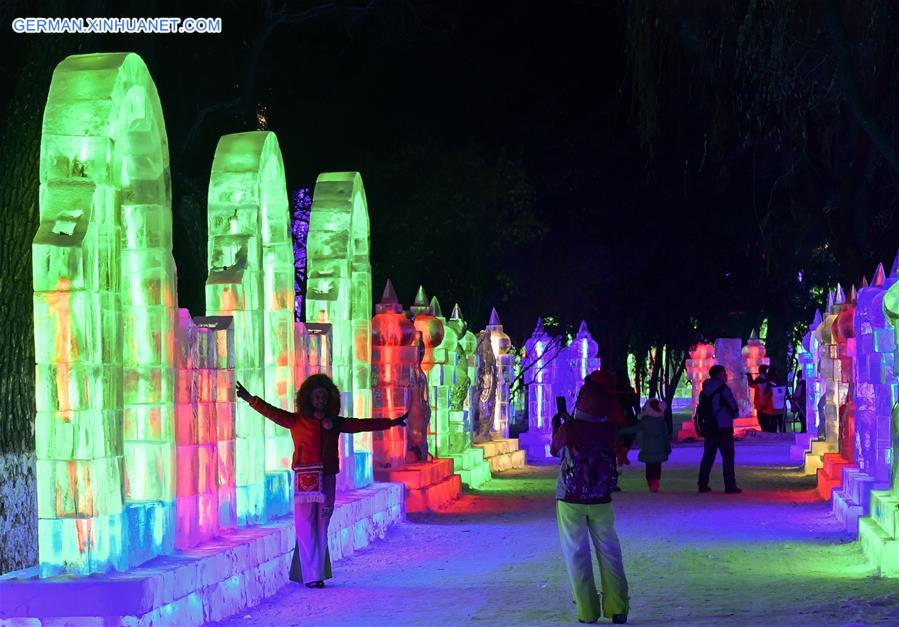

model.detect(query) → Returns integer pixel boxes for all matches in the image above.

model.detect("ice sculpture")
[406,332,432,461]
[484,308,514,437]
[473,328,497,443]
[676,343,716,441]
[32,52,176,575]
[451,304,479,417]
[553,321,601,416]
[304,172,373,488]
[790,310,825,463]
[427,296,463,457]
[410,286,445,374]
[519,319,558,458]
[742,331,768,427]
[174,314,236,548]
[805,289,843,474]
[205,131,294,523]
[801,310,824,433]
[811,285,858,498]
[833,263,896,529]
[370,280,415,469]
[859,262,899,575]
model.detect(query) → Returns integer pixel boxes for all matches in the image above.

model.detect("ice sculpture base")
[732,416,761,438]
[518,430,553,461]
[474,437,526,473]
[832,468,886,533]
[674,418,699,442]
[789,432,817,464]
[447,446,492,489]
[374,458,461,513]
[0,483,404,625]
[803,439,838,475]
[859,489,899,576]
[817,453,852,500]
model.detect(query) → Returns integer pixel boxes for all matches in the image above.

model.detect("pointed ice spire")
[533,318,545,334]
[860,276,869,289]
[429,296,443,318]
[381,279,399,304]
[891,250,899,277]
[577,320,590,335]
[872,263,886,287]
[488,307,501,327]
[812,309,823,326]
[826,290,835,311]
[850,284,858,303]
[450,303,464,321]
[413,285,429,307]
[749,328,759,340]
[835,284,846,305]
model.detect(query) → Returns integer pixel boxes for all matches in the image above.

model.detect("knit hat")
[641,398,666,418]
[575,371,616,417]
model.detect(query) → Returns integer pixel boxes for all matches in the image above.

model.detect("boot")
[648,479,660,493]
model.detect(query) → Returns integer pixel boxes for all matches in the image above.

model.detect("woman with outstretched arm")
[236,374,406,588]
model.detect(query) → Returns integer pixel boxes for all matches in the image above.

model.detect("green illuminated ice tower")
[305,172,373,487]
[426,296,458,457]
[206,131,295,523]
[33,52,176,575]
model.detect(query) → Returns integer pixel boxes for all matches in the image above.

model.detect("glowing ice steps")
[832,468,885,532]
[374,458,461,513]
[789,432,817,465]
[816,452,852,501]
[519,429,553,460]
[0,482,403,625]
[803,439,838,475]
[474,436,526,473]
[448,446,492,489]
[858,489,899,576]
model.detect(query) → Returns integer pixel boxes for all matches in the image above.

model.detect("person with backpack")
[697,365,742,494]
[552,370,629,625]
[618,399,671,492]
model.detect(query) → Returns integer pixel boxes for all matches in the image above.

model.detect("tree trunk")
[0,5,92,573]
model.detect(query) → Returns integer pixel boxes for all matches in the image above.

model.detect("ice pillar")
[33,52,176,575]
[206,131,294,523]
[305,172,372,488]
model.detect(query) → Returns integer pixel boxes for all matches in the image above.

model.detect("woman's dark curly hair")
[296,373,341,418]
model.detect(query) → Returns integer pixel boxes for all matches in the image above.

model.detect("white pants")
[290,474,337,583]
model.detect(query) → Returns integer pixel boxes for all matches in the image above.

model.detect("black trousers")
[645,462,662,481]
[698,427,737,490]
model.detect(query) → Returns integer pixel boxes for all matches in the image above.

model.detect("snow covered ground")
[213,435,898,626]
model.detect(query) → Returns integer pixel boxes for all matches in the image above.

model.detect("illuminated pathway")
[214,436,898,626]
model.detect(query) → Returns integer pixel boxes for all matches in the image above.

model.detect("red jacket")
[249,397,394,475]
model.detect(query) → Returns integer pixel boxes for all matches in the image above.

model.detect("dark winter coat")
[618,414,671,463]
[551,409,617,504]
[700,377,740,429]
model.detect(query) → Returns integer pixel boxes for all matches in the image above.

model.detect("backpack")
[694,386,724,437]
[559,441,615,501]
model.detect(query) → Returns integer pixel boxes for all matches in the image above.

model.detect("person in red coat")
[236,374,405,588]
